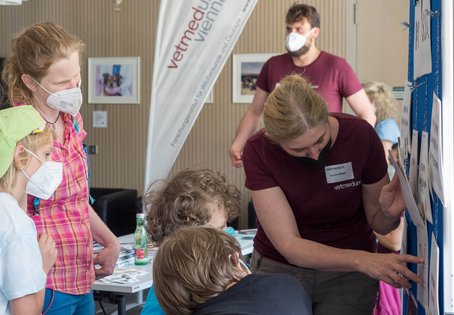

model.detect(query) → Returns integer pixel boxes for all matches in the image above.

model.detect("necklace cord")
[42,113,60,126]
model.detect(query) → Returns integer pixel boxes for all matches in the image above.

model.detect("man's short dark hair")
[286,3,320,28]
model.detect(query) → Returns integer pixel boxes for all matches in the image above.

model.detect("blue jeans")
[42,289,95,315]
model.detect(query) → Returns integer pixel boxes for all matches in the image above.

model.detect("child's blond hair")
[0,126,52,194]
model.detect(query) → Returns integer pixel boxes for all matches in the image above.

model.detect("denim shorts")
[251,250,377,315]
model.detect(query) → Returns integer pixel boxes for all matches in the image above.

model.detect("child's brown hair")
[144,168,241,244]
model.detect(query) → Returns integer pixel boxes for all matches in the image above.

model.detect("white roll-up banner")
[144,0,257,191]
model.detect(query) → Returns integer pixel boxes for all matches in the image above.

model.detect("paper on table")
[389,151,424,228]
[96,268,148,285]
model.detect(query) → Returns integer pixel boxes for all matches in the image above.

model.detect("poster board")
[403,0,453,314]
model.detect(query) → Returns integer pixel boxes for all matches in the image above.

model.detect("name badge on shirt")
[324,162,354,184]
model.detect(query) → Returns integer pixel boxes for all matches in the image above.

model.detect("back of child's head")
[0,105,52,194]
[144,168,241,244]
[153,225,244,315]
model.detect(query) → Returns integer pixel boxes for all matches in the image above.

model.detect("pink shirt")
[27,113,95,295]
[256,51,363,112]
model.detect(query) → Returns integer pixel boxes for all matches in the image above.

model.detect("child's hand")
[38,233,57,274]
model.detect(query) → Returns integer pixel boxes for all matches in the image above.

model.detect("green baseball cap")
[0,105,46,178]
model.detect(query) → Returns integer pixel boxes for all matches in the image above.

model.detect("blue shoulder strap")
[74,119,94,205]
[33,117,94,215]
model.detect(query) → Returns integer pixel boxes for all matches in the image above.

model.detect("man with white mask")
[230,3,376,168]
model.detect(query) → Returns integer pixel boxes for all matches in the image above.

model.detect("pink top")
[27,112,95,294]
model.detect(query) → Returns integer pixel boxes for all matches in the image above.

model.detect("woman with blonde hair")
[363,81,401,165]
[242,74,422,315]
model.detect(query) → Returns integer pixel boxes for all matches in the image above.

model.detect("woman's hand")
[359,251,423,288]
[379,174,406,219]
[93,240,121,276]
[229,142,244,168]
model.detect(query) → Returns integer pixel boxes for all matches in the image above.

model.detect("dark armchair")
[90,188,139,236]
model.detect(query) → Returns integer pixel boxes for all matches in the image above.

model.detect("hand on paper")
[360,251,423,289]
[94,242,121,276]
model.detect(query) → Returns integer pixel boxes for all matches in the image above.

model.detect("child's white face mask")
[21,148,62,200]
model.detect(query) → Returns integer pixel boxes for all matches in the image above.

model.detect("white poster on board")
[417,221,429,311]
[418,131,433,223]
[144,0,258,189]
[389,153,424,228]
[414,0,432,79]
[428,93,445,205]
[409,129,419,196]
[400,82,412,162]
[428,233,440,315]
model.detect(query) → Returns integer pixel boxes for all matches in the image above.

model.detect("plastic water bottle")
[134,213,148,265]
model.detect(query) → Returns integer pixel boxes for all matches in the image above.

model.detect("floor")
[94,288,149,315]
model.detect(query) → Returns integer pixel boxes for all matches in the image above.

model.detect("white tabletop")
[93,230,256,294]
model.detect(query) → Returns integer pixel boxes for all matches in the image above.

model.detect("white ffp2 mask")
[285,28,315,52]
[34,78,83,116]
[46,88,82,116]
[22,148,63,200]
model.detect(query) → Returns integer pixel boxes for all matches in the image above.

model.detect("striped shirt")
[27,113,95,295]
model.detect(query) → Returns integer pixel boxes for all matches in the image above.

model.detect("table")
[93,230,256,314]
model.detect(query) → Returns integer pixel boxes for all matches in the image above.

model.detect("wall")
[1,0,407,227]
[356,0,409,86]
[0,0,158,193]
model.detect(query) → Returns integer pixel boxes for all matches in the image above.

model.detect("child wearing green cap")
[0,105,57,315]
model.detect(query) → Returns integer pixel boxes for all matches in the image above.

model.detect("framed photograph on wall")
[88,57,140,104]
[232,53,277,103]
